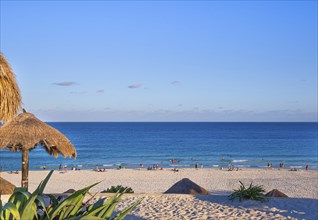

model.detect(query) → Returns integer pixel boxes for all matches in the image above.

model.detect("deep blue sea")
[0,122,317,171]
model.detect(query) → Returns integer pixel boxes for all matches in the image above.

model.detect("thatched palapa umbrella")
[0,111,76,189]
[0,53,21,122]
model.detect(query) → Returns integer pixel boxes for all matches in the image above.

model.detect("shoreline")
[2,163,318,172]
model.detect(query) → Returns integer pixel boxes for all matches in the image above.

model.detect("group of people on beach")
[58,164,68,172]
[7,170,19,174]
[226,163,239,171]
[147,163,164,170]
[268,162,310,171]
[195,161,204,169]
[94,165,106,172]
[57,164,80,172]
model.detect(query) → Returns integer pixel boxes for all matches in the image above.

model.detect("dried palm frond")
[0,53,22,122]
[0,177,16,195]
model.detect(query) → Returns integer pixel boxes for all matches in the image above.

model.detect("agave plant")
[0,170,142,220]
[102,186,134,194]
[228,181,267,202]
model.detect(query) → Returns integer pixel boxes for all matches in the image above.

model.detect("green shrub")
[229,181,267,202]
[0,170,141,220]
[102,186,134,194]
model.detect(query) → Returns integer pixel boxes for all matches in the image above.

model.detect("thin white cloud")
[170,80,180,85]
[70,91,86,95]
[52,81,78,86]
[128,83,142,89]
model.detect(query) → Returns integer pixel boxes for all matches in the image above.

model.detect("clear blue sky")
[1,1,317,122]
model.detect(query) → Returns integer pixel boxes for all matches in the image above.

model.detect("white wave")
[236,165,250,168]
[289,166,303,169]
[103,164,113,167]
[169,164,190,167]
[232,160,248,163]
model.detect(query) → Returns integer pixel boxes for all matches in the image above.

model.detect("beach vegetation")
[102,186,134,194]
[229,181,267,202]
[0,170,141,220]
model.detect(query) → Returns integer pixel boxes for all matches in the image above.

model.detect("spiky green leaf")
[48,182,100,219]
[3,202,20,220]
[20,183,41,219]
[39,170,54,195]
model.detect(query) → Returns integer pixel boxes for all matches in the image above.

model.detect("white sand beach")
[1,168,318,219]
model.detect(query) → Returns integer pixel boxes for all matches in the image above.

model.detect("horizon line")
[45,121,318,123]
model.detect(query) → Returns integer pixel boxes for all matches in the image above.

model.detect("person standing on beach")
[195,162,198,169]
[306,165,309,170]
[227,163,233,171]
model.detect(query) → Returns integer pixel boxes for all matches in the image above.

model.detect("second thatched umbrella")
[0,111,76,189]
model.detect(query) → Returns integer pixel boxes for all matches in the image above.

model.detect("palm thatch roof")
[0,112,76,158]
[0,177,16,194]
[0,53,22,122]
[164,178,210,195]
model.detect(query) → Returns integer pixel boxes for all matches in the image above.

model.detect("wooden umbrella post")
[21,148,29,189]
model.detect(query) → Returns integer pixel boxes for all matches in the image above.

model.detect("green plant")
[0,170,141,220]
[102,186,134,194]
[228,181,267,202]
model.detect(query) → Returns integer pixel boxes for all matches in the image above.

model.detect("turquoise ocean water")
[0,122,317,171]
